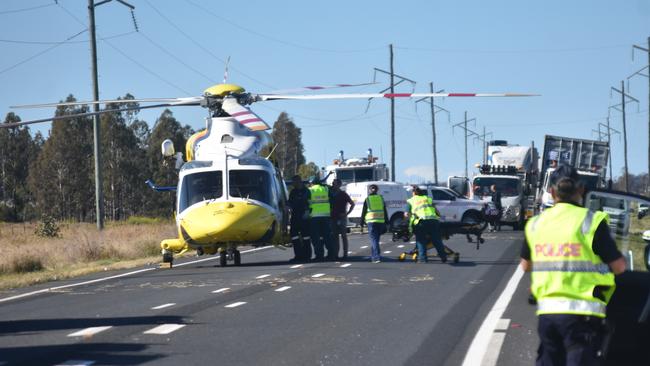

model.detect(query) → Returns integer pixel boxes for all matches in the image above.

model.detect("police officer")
[308,176,335,261]
[405,186,447,263]
[520,164,626,366]
[288,175,311,262]
[360,184,388,263]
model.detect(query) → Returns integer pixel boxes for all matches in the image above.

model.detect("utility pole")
[453,111,477,178]
[631,38,649,191]
[474,126,493,164]
[415,82,449,185]
[611,82,639,192]
[88,0,136,230]
[597,118,620,187]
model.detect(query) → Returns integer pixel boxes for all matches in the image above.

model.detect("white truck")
[538,135,609,210]
[346,181,409,228]
[323,149,389,186]
[471,140,539,230]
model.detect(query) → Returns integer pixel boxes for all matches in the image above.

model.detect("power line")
[0,31,135,45]
[0,29,87,76]
[0,2,55,15]
[394,44,632,54]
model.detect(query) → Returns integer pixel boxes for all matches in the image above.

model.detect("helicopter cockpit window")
[229,170,272,205]
[179,171,223,211]
[221,134,234,143]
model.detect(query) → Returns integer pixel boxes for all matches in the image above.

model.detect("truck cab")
[472,172,526,229]
[324,149,389,186]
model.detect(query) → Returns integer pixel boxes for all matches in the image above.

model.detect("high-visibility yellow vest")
[407,195,439,226]
[364,194,386,223]
[525,203,615,318]
[309,184,330,218]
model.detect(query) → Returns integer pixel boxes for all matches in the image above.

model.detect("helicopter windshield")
[178,171,223,211]
[229,170,272,205]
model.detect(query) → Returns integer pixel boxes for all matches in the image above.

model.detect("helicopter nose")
[180,201,275,243]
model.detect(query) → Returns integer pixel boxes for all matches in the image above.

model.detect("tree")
[298,162,319,180]
[270,112,305,178]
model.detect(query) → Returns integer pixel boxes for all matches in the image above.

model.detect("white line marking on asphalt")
[55,361,95,366]
[290,264,303,269]
[340,264,351,268]
[151,303,175,310]
[482,333,507,366]
[383,250,392,254]
[461,267,524,366]
[347,251,354,254]
[275,286,291,292]
[143,324,186,335]
[495,318,511,331]
[311,273,326,278]
[409,241,416,244]
[256,274,270,279]
[212,287,230,294]
[67,326,112,338]
[397,245,405,248]
[360,245,368,249]
[225,301,247,308]
[0,246,273,304]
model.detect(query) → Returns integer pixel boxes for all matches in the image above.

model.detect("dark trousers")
[537,314,605,366]
[290,217,311,261]
[310,217,334,260]
[331,218,347,258]
[413,219,447,262]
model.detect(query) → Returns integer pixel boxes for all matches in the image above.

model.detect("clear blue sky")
[1,0,649,182]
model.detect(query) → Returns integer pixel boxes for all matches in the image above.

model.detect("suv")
[412,185,486,225]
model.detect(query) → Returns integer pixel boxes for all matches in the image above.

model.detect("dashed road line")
[397,245,405,248]
[290,264,303,269]
[212,287,230,294]
[340,263,351,268]
[67,326,112,338]
[143,324,186,335]
[311,273,326,278]
[55,361,95,366]
[383,250,392,254]
[275,286,291,292]
[409,241,416,244]
[225,301,247,308]
[256,274,271,279]
[360,245,368,249]
[151,303,175,310]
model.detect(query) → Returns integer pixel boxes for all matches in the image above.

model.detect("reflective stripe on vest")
[525,203,614,317]
[407,195,439,226]
[309,184,330,218]
[365,195,386,223]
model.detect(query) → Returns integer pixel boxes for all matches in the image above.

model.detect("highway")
[0,230,538,366]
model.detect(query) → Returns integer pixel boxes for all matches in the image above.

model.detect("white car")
[410,185,486,225]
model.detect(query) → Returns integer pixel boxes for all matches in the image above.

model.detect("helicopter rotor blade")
[222,97,270,131]
[258,92,539,101]
[0,102,198,129]
[261,82,378,95]
[11,96,204,109]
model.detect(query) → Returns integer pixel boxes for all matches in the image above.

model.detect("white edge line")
[0,246,272,304]
[461,266,524,366]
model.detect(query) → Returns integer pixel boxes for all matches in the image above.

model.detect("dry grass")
[0,219,177,290]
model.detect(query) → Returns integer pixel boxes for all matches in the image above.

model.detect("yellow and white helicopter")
[5,81,536,267]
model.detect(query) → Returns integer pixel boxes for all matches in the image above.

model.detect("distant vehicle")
[448,176,471,197]
[346,181,408,228]
[538,135,609,210]
[410,185,485,225]
[471,140,539,230]
[323,149,389,186]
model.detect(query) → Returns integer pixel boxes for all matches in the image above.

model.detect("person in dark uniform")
[520,165,626,366]
[288,175,311,262]
[490,184,502,231]
[330,178,355,260]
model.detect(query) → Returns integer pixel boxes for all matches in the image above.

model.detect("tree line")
[0,95,316,223]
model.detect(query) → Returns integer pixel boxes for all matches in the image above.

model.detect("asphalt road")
[0,229,534,366]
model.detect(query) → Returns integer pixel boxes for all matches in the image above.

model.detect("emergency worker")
[360,184,388,263]
[288,175,311,262]
[405,186,447,263]
[308,176,334,261]
[520,164,626,366]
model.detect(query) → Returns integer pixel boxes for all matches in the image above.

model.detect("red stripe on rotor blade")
[240,118,262,124]
[383,93,412,98]
[231,111,252,117]
[447,93,477,97]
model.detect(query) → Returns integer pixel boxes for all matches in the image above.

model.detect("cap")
[550,164,580,187]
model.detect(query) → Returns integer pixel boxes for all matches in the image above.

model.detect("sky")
[1,0,649,183]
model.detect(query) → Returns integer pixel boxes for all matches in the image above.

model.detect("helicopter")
[4,81,537,267]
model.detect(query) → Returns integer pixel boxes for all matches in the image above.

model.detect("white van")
[346,181,409,227]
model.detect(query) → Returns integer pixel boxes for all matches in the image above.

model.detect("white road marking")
[275,286,291,292]
[397,245,405,248]
[311,273,326,278]
[290,264,303,269]
[340,263,351,268]
[0,246,273,304]
[409,241,416,244]
[360,245,368,249]
[347,251,355,254]
[212,287,230,294]
[461,267,524,366]
[143,324,186,335]
[55,361,95,366]
[225,301,247,308]
[383,250,392,254]
[482,333,507,366]
[67,326,112,338]
[256,274,271,279]
[495,318,511,331]
[151,303,175,310]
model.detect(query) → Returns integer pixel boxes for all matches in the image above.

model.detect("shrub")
[11,256,44,273]
[34,215,61,238]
